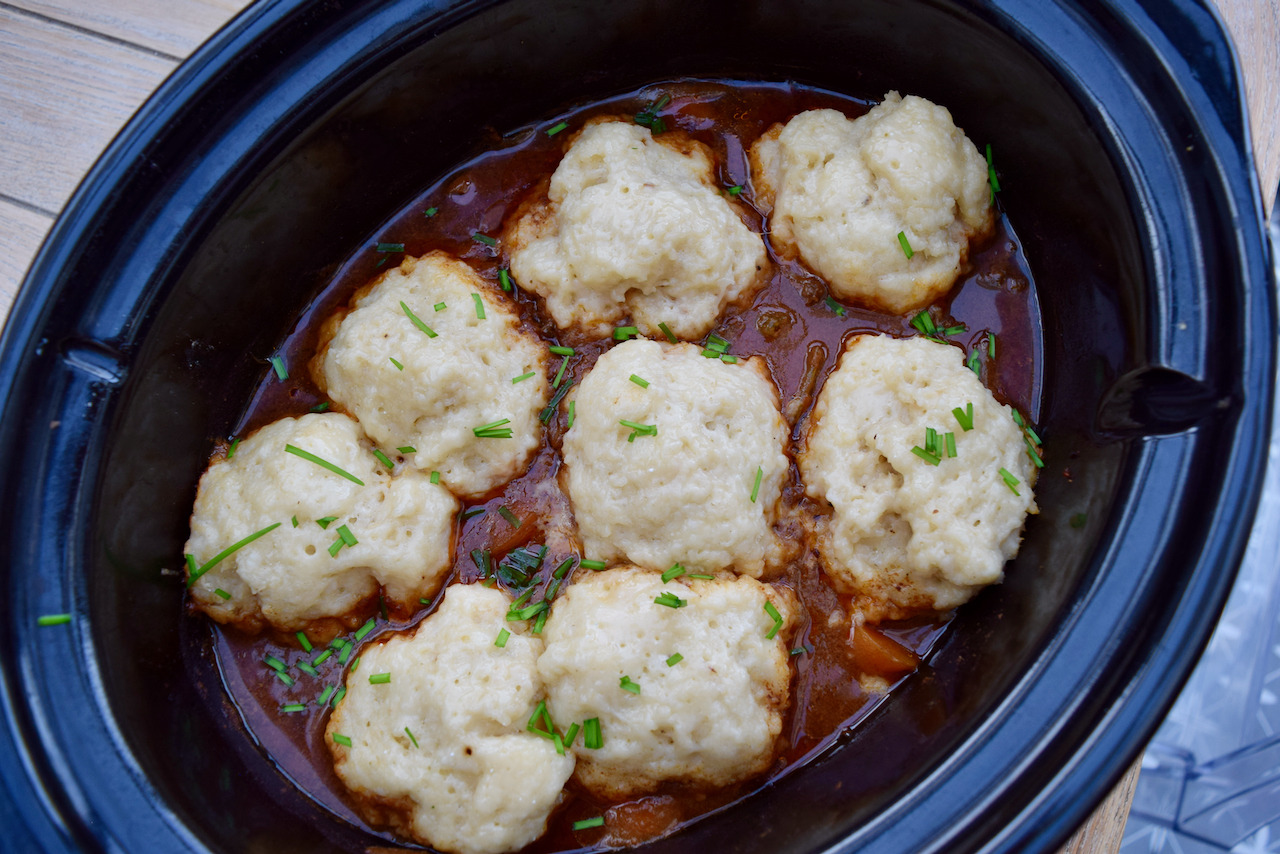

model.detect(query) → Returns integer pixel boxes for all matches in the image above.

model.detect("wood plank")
[1056,759,1142,854]
[6,0,254,60]
[1214,0,1280,213]
[0,199,53,321]
[0,7,176,214]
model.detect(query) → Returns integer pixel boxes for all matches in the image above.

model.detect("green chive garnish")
[533,610,548,634]
[498,506,521,528]
[331,687,346,707]
[988,333,997,358]
[281,703,307,713]
[376,242,405,252]
[389,357,404,371]
[372,449,395,470]
[542,374,573,418]
[419,598,431,606]
[495,629,510,648]
[369,672,391,684]
[313,649,332,666]
[332,733,352,747]
[316,516,337,529]
[911,447,942,466]
[296,632,313,652]
[474,418,512,439]
[584,717,603,749]
[619,420,657,438]
[291,516,299,528]
[613,326,639,340]
[574,817,605,831]
[397,446,417,454]
[430,471,440,484]
[658,321,678,344]
[654,591,686,608]
[37,614,71,627]
[297,661,318,677]
[943,325,966,337]
[264,655,287,672]
[424,207,438,217]
[354,618,376,641]
[337,525,358,546]
[275,670,295,687]
[284,445,365,485]
[226,437,240,459]
[214,588,232,600]
[580,559,606,570]
[750,466,763,503]
[946,432,957,458]
[471,293,486,319]
[462,507,486,521]
[824,295,846,317]
[317,685,334,705]
[512,371,535,384]
[661,563,686,583]
[433,302,446,311]
[310,401,330,412]
[399,727,418,748]
[764,601,784,640]
[549,345,574,356]
[629,374,650,388]
[473,233,497,247]
[187,522,283,586]
[547,121,569,136]
[567,400,575,429]
[727,185,742,195]
[1025,437,1045,468]
[269,355,288,381]
[666,652,683,666]
[687,573,714,580]
[350,656,361,672]
[998,467,1021,495]
[499,268,513,291]
[619,675,641,695]
[400,301,437,338]
[564,722,580,748]
[897,231,914,259]
[953,404,974,431]
[553,557,576,579]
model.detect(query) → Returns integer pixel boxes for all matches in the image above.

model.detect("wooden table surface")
[0,1,1276,852]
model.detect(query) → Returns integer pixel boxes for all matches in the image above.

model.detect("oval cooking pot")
[0,0,1273,852]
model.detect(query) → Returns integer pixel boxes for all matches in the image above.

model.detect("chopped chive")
[331,687,346,707]
[372,449,395,470]
[629,374,650,388]
[750,466,763,503]
[317,516,338,529]
[498,506,521,528]
[317,685,335,705]
[332,733,352,747]
[619,420,657,436]
[574,816,605,831]
[1070,513,1087,529]
[369,672,391,685]
[946,432,958,458]
[564,722,580,748]
[952,405,974,432]
[462,507,486,521]
[897,231,914,259]
[510,601,549,622]
[720,354,737,364]
[275,670,295,687]
[1012,410,1024,427]
[214,588,232,600]
[281,703,307,713]
[912,446,942,466]
[549,345,575,356]
[330,637,348,649]
[313,649,333,666]
[433,302,446,311]
[419,598,431,606]
[495,629,510,648]
[658,322,678,344]
[185,554,198,574]
[350,656,361,672]
[580,559,606,570]
[533,609,548,634]
[540,376,574,422]
[226,437,240,459]
[728,185,742,195]
[583,717,603,749]
[397,446,417,454]
[337,644,352,665]
[687,573,714,580]
[474,418,513,439]
[328,538,345,557]
[424,206,438,217]
[654,591,686,609]
[389,357,404,371]
[510,587,535,610]
[291,516,299,528]
[764,601,784,640]
[666,652,683,666]
[824,295,847,317]
[284,445,365,485]
[703,333,730,355]
[619,675,641,695]
[297,661,318,677]
[527,700,554,734]
[943,325,966,337]
[430,471,440,484]
[376,257,387,268]
[546,579,562,600]
[472,548,492,577]
[468,294,486,321]
[400,301,438,338]
[473,233,497,247]
[269,355,288,381]
[264,655,287,672]
[402,727,420,748]
[909,311,937,336]
[376,242,405,253]
[998,467,1021,495]
[614,326,639,341]
[1024,423,1043,446]
[512,371,535,384]
[499,268,513,291]
[662,563,686,583]
[37,613,71,626]
[546,121,569,136]
[967,350,982,375]
[337,525,358,546]
[567,400,576,429]
[926,427,938,456]
[310,401,330,412]
[354,618,376,641]
[1025,437,1045,468]
[988,333,996,358]
[187,522,283,586]
[554,557,576,579]
[296,632,313,652]
[552,357,569,388]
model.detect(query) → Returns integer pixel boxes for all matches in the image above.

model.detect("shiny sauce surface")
[206,80,1042,850]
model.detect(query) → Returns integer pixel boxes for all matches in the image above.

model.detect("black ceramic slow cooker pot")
[0,1,1273,852]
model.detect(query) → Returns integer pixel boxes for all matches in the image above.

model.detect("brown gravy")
[204,79,1041,851]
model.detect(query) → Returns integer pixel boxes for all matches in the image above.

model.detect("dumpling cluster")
[507,118,769,340]
[561,339,791,578]
[184,413,456,632]
[750,92,994,314]
[800,335,1038,622]
[327,585,575,854]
